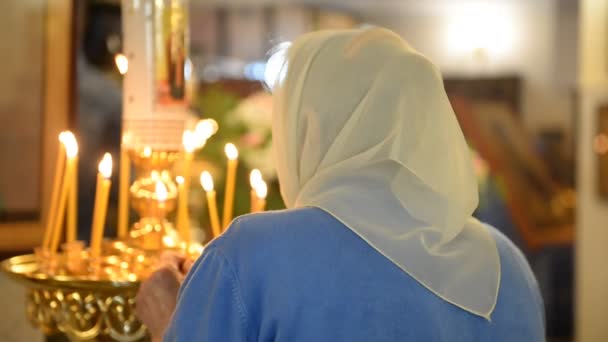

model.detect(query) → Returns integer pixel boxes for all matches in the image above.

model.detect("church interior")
[0,0,606,341]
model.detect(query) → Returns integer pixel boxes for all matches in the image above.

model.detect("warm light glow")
[195,119,219,138]
[59,131,79,158]
[122,132,132,145]
[182,130,197,153]
[162,235,177,247]
[161,171,172,181]
[188,242,204,255]
[143,146,152,157]
[593,134,608,154]
[225,143,238,160]
[445,2,515,60]
[176,176,185,184]
[255,181,268,200]
[115,53,129,75]
[194,119,219,147]
[98,153,113,178]
[250,169,262,188]
[200,171,214,192]
[156,181,168,201]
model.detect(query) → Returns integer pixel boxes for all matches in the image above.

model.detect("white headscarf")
[271,28,500,319]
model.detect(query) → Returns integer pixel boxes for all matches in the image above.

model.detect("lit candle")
[201,171,221,238]
[194,119,219,148]
[90,153,113,259]
[175,176,190,241]
[222,143,239,229]
[66,133,79,243]
[49,132,78,252]
[43,132,66,249]
[143,146,152,158]
[249,169,262,213]
[155,180,169,222]
[115,53,129,75]
[117,137,131,238]
[156,180,168,211]
[254,181,268,213]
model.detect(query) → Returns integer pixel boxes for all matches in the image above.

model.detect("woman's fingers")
[135,265,182,339]
[181,258,195,275]
[159,251,186,269]
[134,250,198,338]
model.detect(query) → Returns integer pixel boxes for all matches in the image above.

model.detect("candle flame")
[194,119,219,148]
[200,171,214,192]
[143,146,152,157]
[98,153,113,178]
[182,130,197,153]
[195,119,218,139]
[162,235,177,247]
[160,170,171,181]
[59,131,79,158]
[156,181,168,201]
[188,242,204,255]
[122,132,132,145]
[255,181,268,200]
[225,143,238,160]
[115,54,129,75]
[250,169,262,188]
[176,176,185,184]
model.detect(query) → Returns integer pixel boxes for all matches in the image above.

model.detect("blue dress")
[165,207,544,341]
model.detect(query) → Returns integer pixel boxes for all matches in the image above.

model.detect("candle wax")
[43,145,65,249]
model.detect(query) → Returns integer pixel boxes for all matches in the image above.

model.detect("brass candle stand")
[1,0,203,338]
[2,240,202,341]
[2,253,147,342]
[1,148,202,341]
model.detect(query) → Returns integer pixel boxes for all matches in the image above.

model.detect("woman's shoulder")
[483,223,544,311]
[227,207,332,236]
[207,207,337,258]
[484,224,530,271]
[482,224,545,333]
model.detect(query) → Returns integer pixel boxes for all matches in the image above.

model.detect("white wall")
[358,0,578,136]
[576,1,608,341]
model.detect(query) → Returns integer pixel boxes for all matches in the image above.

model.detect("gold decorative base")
[27,288,145,341]
[3,254,146,341]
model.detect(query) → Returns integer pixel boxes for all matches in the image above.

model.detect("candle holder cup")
[61,241,86,275]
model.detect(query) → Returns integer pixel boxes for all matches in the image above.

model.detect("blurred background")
[1,0,608,341]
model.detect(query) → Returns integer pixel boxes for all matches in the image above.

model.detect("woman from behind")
[137,27,545,342]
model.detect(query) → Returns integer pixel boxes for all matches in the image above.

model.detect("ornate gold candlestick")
[128,149,182,251]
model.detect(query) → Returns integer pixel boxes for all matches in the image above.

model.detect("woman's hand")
[135,252,194,341]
